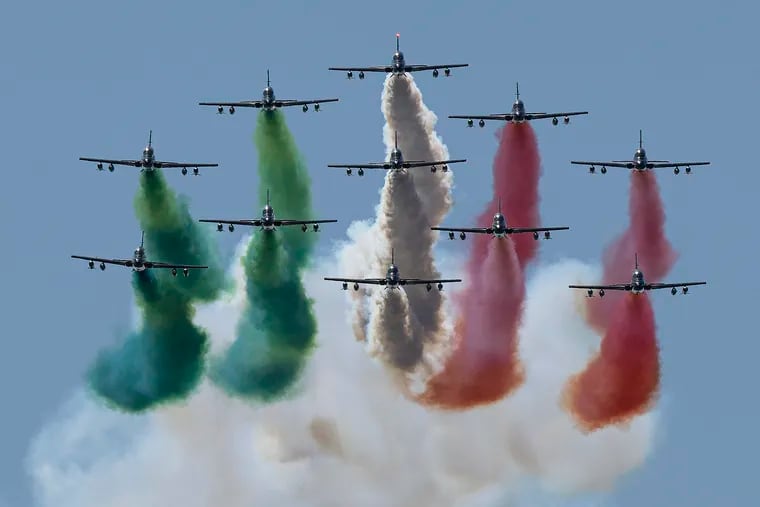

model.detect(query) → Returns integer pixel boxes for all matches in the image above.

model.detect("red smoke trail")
[586,171,677,331]
[418,237,525,408]
[563,293,660,432]
[472,123,542,270]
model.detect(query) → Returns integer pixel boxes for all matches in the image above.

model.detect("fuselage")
[491,213,508,237]
[389,147,404,168]
[385,264,400,286]
[262,86,276,110]
[132,246,147,271]
[261,204,276,230]
[392,51,406,74]
[141,146,156,170]
[631,269,646,293]
[510,99,526,123]
[632,148,648,171]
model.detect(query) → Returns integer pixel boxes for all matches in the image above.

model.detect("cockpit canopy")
[143,146,154,160]
[263,86,274,100]
[387,264,399,280]
[512,99,525,115]
[632,270,644,284]
[134,247,144,259]
[492,213,506,229]
[634,148,647,160]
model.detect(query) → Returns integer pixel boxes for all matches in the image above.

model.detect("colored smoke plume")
[209,110,318,401]
[490,123,543,269]
[86,170,227,411]
[419,238,525,408]
[563,293,660,432]
[586,171,677,331]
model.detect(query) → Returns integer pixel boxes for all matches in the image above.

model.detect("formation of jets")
[199,190,337,232]
[571,130,711,175]
[199,70,339,115]
[324,250,461,292]
[569,255,706,297]
[72,34,709,307]
[329,33,468,79]
[80,131,218,176]
[328,132,466,176]
[450,83,588,127]
[433,198,569,240]
[71,232,207,277]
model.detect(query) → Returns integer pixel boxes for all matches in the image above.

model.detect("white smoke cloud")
[27,243,656,507]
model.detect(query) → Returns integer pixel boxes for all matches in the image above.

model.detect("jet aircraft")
[432,198,570,240]
[324,249,461,292]
[80,131,218,176]
[449,83,588,127]
[570,130,711,175]
[198,190,337,233]
[328,132,466,176]
[568,254,706,297]
[71,232,207,277]
[328,33,468,79]
[199,70,339,114]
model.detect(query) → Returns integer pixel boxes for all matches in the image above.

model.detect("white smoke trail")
[27,244,656,507]
[338,74,455,376]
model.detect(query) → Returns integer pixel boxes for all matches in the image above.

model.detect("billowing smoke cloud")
[28,251,657,507]
[209,110,319,401]
[86,170,228,411]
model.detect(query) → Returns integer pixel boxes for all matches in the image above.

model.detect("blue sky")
[1,0,758,505]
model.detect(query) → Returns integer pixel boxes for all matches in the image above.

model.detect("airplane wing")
[198,218,262,227]
[142,261,208,270]
[71,255,134,267]
[324,277,389,285]
[431,226,493,235]
[153,161,219,168]
[275,98,340,107]
[199,100,265,108]
[647,161,710,169]
[403,159,467,169]
[274,219,338,226]
[79,157,142,168]
[645,281,707,291]
[404,63,469,72]
[399,278,462,285]
[524,111,589,120]
[449,114,516,122]
[328,66,393,73]
[508,226,570,234]
[328,162,391,170]
[568,283,632,291]
[570,160,633,169]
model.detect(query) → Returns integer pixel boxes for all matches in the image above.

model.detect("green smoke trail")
[210,110,318,401]
[87,170,229,411]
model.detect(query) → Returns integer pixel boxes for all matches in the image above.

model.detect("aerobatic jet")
[569,254,706,297]
[449,83,588,127]
[328,132,466,176]
[79,131,218,176]
[432,198,570,240]
[199,189,337,233]
[570,130,711,175]
[71,232,207,277]
[199,70,339,114]
[328,33,468,79]
[325,249,461,292]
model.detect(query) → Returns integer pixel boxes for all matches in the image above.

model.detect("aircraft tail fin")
[635,252,639,270]
[140,231,145,248]
[498,196,502,213]
[267,69,270,87]
[396,33,400,52]
[391,247,395,265]
[148,130,152,148]
[266,188,270,206]
[395,131,398,149]
[516,82,520,100]
[639,129,643,149]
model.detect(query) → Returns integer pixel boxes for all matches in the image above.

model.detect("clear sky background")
[1,1,758,505]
